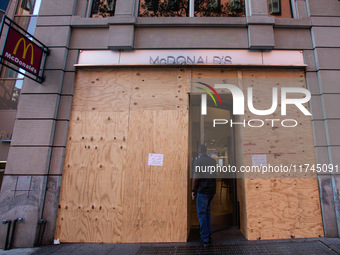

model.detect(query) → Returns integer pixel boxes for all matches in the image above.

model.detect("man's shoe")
[199,239,209,248]
[208,234,212,244]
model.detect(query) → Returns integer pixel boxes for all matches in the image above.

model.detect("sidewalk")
[1,226,340,255]
[1,237,340,255]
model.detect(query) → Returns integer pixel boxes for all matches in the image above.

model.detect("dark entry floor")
[188,226,246,243]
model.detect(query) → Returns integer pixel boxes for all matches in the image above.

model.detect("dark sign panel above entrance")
[0,16,49,83]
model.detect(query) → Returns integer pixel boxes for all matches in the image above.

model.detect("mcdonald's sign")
[0,16,48,83]
[2,27,43,75]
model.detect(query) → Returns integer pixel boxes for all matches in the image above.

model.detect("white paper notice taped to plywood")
[252,154,267,166]
[148,153,164,166]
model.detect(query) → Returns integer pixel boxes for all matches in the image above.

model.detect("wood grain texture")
[72,68,133,112]
[130,68,189,111]
[122,109,188,242]
[190,68,323,240]
[241,69,323,240]
[246,178,322,240]
[55,68,189,243]
[56,67,323,243]
[55,110,128,242]
[241,69,316,178]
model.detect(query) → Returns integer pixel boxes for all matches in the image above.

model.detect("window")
[21,0,34,12]
[139,0,189,17]
[267,0,293,18]
[0,73,22,110]
[91,0,116,17]
[138,0,245,17]
[0,0,10,12]
[195,0,245,17]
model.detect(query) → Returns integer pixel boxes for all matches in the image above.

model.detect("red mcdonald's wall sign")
[0,16,48,83]
[3,27,43,75]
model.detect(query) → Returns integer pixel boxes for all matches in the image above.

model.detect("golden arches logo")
[13,38,34,65]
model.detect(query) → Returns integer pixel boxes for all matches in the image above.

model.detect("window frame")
[137,0,246,17]
[290,0,297,18]
[89,0,117,18]
[189,0,194,16]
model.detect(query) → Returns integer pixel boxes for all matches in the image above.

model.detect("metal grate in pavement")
[136,241,338,255]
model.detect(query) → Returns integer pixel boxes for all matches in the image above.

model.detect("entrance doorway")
[188,93,240,241]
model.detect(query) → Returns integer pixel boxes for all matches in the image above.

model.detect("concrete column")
[296,0,308,18]
[306,0,340,16]
[247,0,268,16]
[109,0,136,49]
[115,0,136,16]
[108,24,135,49]
[0,0,76,248]
[247,0,275,49]
[74,0,89,17]
[309,0,340,237]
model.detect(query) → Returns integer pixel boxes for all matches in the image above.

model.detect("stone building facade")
[0,0,340,248]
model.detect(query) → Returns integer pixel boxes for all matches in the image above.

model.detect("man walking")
[192,144,217,247]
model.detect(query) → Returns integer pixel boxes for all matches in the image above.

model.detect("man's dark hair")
[198,144,207,154]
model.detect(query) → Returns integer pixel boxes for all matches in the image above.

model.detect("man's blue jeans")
[196,192,214,242]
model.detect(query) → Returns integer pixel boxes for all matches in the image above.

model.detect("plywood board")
[190,68,323,240]
[130,68,189,111]
[122,109,188,242]
[241,69,316,178]
[241,69,323,239]
[246,178,322,240]
[55,68,190,243]
[55,110,128,242]
[72,68,133,112]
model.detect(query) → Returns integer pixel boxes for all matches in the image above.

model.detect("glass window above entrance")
[139,0,189,17]
[91,0,116,17]
[138,0,245,17]
[195,0,245,17]
[267,0,293,18]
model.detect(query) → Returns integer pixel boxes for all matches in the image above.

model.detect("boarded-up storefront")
[55,67,323,243]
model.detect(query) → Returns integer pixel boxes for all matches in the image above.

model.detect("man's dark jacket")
[192,154,216,196]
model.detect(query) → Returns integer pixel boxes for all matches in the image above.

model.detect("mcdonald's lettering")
[4,52,37,74]
[2,27,43,75]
